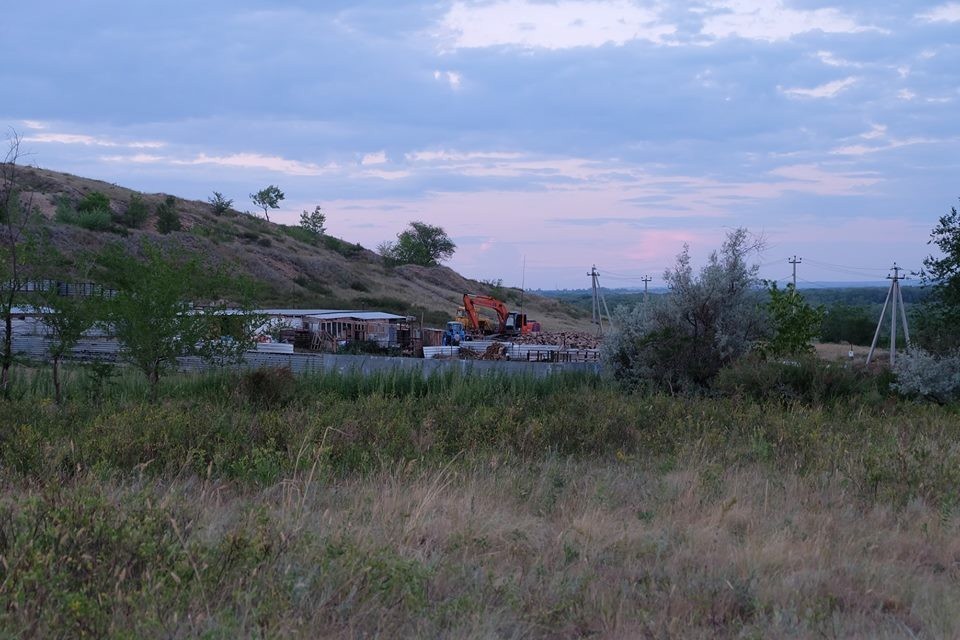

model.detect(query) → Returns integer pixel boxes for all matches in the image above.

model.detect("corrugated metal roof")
[303,311,410,321]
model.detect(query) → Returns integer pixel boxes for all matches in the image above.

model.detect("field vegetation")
[2,363,960,637]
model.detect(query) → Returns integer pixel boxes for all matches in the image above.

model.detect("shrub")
[76,191,110,213]
[257,237,272,247]
[239,366,297,406]
[603,228,767,392]
[121,193,149,228]
[54,195,76,223]
[70,209,115,231]
[715,356,879,404]
[155,196,181,234]
[892,348,960,403]
[323,235,363,258]
[208,191,233,216]
[280,225,317,245]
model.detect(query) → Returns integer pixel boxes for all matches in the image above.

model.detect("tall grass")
[2,364,960,636]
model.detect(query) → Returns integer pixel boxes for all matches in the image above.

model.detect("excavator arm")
[462,294,510,334]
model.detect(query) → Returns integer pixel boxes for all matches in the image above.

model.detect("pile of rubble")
[460,342,510,360]
[512,331,602,349]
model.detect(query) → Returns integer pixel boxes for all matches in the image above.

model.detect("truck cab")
[443,321,467,346]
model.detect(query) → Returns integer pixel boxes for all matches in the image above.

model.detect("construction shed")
[302,310,414,348]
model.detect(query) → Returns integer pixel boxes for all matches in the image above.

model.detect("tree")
[122,193,149,228]
[97,241,260,401]
[156,196,181,234]
[916,199,960,353]
[299,205,326,237]
[77,191,110,214]
[32,273,99,404]
[250,185,284,222]
[603,228,766,392]
[756,282,824,359]
[208,191,233,216]
[378,221,456,267]
[0,131,41,398]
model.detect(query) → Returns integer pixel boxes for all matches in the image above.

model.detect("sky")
[2,0,958,289]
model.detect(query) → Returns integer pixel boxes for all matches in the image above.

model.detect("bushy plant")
[208,191,233,216]
[603,228,767,392]
[76,191,110,214]
[300,205,326,237]
[323,235,363,258]
[715,356,879,404]
[121,193,149,228]
[54,195,113,231]
[76,209,114,231]
[757,282,824,359]
[53,195,76,223]
[239,366,297,406]
[155,196,181,234]
[892,348,960,403]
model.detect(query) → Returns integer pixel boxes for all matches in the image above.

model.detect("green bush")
[240,366,297,406]
[155,196,181,234]
[323,235,363,258]
[714,356,884,404]
[121,193,149,228]
[79,209,115,231]
[77,191,110,213]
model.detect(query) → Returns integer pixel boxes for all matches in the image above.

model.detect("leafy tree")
[603,228,766,392]
[0,131,42,398]
[916,199,960,352]
[97,241,260,400]
[77,191,110,214]
[819,302,876,345]
[156,196,181,234]
[208,191,233,216]
[757,282,824,359]
[299,205,326,237]
[378,221,456,267]
[32,273,99,404]
[122,193,149,228]
[250,185,284,222]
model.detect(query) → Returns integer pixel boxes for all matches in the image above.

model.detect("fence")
[8,334,602,378]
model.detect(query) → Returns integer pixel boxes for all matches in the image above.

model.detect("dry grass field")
[3,459,957,638]
[1,367,958,638]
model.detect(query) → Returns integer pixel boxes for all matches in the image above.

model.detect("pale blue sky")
[3,1,958,288]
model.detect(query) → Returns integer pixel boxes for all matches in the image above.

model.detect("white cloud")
[101,151,337,176]
[173,153,336,176]
[406,150,524,163]
[918,3,960,22]
[361,151,387,165]
[898,88,916,100]
[831,136,940,156]
[433,69,462,89]
[20,120,46,130]
[815,51,861,68]
[23,132,165,148]
[439,0,676,50]
[781,77,857,99]
[860,124,887,140]
[702,0,880,42]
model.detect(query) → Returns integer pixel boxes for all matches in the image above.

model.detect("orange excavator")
[461,293,541,337]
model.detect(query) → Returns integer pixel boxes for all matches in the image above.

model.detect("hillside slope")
[11,165,593,331]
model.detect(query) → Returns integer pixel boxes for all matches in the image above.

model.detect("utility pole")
[866,263,911,366]
[641,275,652,303]
[788,256,802,290]
[588,266,612,336]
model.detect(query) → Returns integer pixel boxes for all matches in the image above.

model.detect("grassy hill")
[12,165,592,331]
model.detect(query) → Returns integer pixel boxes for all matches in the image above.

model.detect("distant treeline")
[539,286,931,346]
